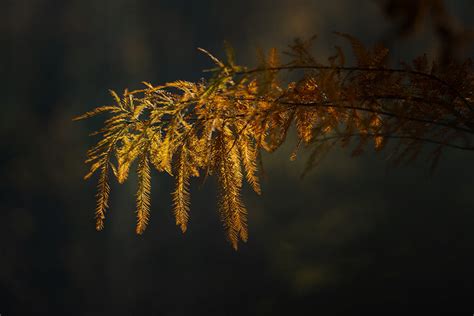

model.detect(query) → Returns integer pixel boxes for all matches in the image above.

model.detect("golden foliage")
[75,34,474,249]
[136,152,151,234]
[214,127,248,249]
[172,144,191,233]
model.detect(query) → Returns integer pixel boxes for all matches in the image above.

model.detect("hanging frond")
[238,135,261,195]
[95,163,110,231]
[136,151,151,234]
[215,128,248,250]
[172,144,191,233]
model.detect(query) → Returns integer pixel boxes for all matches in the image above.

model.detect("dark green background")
[1,0,474,314]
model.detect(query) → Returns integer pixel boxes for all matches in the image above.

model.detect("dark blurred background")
[1,0,474,315]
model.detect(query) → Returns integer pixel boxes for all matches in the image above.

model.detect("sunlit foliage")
[75,34,474,249]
